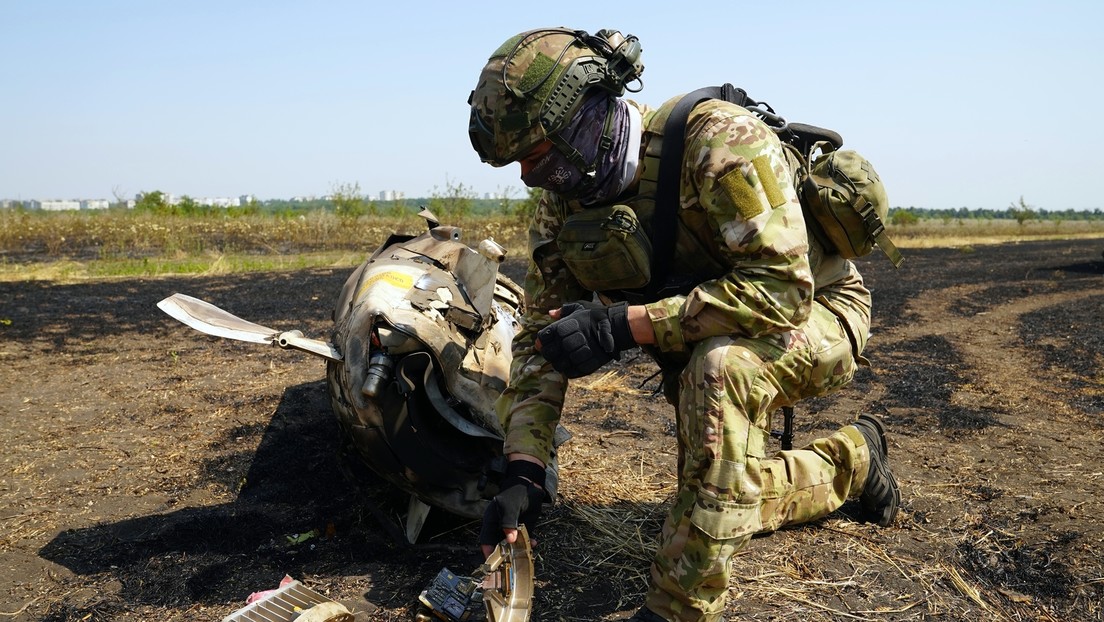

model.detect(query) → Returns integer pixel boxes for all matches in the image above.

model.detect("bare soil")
[1,238,1103,621]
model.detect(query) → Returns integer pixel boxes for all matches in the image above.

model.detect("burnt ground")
[1,237,1103,621]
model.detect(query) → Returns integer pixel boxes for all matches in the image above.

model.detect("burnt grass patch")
[1019,294,1104,417]
[8,238,1104,622]
[948,282,1057,317]
[37,380,446,613]
[957,524,1091,606]
[879,334,1001,430]
[857,240,1104,329]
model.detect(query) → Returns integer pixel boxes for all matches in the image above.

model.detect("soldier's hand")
[537,301,635,378]
[479,460,546,557]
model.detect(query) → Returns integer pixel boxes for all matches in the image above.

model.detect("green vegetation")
[890,210,919,227]
[330,182,371,219]
[0,205,531,281]
[887,203,1104,224]
[2,195,1102,281]
[885,201,1104,248]
[1008,196,1036,226]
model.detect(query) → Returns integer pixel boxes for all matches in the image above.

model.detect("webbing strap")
[856,196,904,268]
[650,86,724,296]
[875,229,904,268]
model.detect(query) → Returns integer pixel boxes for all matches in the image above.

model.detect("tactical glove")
[537,301,635,378]
[479,460,546,546]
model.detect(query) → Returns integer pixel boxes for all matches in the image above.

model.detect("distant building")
[379,190,405,201]
[154,194,241,208]
[24,199,111,211]
[197,197,241,208]
[32,199,82,211]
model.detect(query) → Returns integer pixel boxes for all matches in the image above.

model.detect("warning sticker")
[357,270,415,300]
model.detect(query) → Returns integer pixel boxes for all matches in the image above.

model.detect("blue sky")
[2,1,1101,210]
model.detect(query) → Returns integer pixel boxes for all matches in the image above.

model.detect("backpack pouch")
[557,204,653,291]
[807,150,891,260]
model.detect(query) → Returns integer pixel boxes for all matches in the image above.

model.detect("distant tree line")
[130,192,1102,224]
[130,190,263,217]
[889,198,1103,226]
[10,189,1098,224]
[129,180,545,220]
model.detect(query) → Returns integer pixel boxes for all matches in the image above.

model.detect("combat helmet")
[468,27,644,167]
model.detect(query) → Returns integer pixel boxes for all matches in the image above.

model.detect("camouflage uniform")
[496,97,875,622]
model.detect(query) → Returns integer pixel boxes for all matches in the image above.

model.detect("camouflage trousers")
[645,302,873,622]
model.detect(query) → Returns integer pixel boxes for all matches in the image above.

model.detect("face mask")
[520,145,580,194]
[520,95,634,205]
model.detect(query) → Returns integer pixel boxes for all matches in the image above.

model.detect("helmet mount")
[530,29,643,134]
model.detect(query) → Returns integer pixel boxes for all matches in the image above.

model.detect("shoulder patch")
[718,168,765,221]
[752,155,786,208]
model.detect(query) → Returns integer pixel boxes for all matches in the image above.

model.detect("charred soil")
[1,238,1103,621]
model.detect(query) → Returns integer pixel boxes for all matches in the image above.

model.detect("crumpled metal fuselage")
[159,214,527,529]
[327,222,522,520]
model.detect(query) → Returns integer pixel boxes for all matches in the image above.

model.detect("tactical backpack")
[800,149,901,265]
[652,84,903,277]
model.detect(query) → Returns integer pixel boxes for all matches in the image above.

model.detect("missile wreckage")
[157,210,561,541]
[160,210,544,620]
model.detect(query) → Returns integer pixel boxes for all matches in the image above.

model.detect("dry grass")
[551,454,946,620]
[4,236,1101,620]
[0,210,530,280]
[3,211,1098,254]
[545,408,1087,621]
[3,210,1103,282]
[892,218,1104,249]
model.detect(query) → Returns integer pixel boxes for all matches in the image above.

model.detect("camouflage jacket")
[496,96,868,464]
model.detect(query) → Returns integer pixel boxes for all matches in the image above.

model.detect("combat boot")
[852,414,900,526]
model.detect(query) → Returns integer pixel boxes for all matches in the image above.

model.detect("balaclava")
[521,93,639,205]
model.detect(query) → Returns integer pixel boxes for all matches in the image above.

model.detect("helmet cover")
[468,27,642,166]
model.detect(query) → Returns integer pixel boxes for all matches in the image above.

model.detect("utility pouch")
[688,459,762,540]
[799,149,903,267]
[557,204,652,291]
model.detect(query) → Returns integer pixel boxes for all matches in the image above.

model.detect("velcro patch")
[752,155,786,208]
[718,168,765,221]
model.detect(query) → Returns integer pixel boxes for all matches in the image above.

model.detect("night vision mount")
[538,28,644,133]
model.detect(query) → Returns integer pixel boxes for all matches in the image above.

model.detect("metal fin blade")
[276,331,343,362]
[157,293,278,345]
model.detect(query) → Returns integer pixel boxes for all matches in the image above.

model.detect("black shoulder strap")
[650,84,745,296]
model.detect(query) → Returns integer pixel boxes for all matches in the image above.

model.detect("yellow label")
[356,271,414,299]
